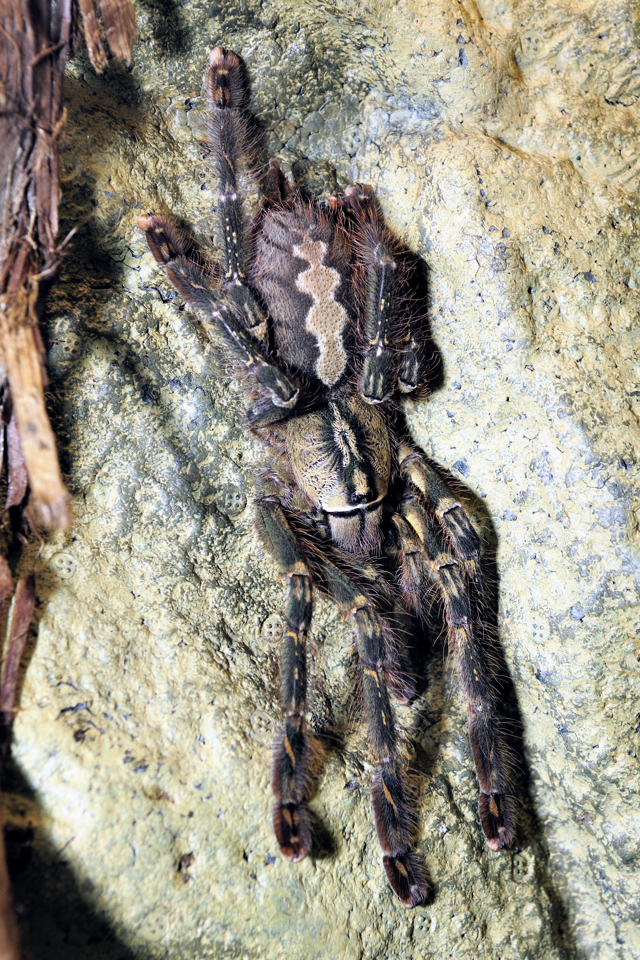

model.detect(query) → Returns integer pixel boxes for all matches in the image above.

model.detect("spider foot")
[479,791,516,850]
[382,852,430,908]
[272,802,311,862]
[372,766,429,907]
[208,46,244,109]
[136,213,184,266]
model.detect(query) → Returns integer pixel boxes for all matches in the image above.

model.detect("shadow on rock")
[3,761,142,960]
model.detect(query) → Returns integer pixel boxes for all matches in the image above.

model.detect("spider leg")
[137,213,298,420]
[258,496,427,905]
[206,47,263,330]
[337,185,399,404]
[264,157,295,205]
[336,184,427,398]
[397,323,427,395]
[346,557,417,705]
[398,443,482,585]
[257,499,313,862]
[316,553,429,907]
[392,473,516,851]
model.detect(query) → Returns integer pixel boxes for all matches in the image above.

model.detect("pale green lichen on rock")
[4,1,640,959]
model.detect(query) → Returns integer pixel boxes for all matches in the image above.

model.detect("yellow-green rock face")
[7,2,640,958]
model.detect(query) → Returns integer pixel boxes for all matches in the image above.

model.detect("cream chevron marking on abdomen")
[293,238,349,386]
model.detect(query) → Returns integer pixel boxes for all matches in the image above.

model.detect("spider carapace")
[138,47,515,908]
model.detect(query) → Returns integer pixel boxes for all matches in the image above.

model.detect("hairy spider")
[138,47,515,908]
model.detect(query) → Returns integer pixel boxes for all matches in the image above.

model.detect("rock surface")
[5,1,640,958]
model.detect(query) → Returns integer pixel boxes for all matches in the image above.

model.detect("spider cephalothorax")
[138,46,515,908]
[286,397,391,549]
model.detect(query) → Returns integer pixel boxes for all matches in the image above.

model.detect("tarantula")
[138,47,515,908]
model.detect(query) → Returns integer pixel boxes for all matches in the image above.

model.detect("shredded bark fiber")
[0,1,135,954]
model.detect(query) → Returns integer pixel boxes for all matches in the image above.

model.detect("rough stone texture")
[4,1,640,958]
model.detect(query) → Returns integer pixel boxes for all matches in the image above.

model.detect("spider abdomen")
[252,204,354,387]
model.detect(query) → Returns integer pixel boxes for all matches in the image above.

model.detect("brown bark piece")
[0,574,35,726]
[0,0,135,526]
[0,321,69,524]
[100,0,135,62]
[0,0,73,529]
[5,396,28,512]
[0,560,12,613]
[78,0,107,72]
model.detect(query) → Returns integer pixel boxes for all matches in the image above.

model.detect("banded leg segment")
[319,557,428,907]
[206,48,263,329]
[264,158,295,205]
[397,326,427,395]
[333,184,427,397]
[257,500,313,862]
[137,214,298,418]
[393,500,515,851]
[340,185,399,404]
[399,444,482,583]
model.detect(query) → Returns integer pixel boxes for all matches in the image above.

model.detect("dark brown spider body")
[138,46,515,909]
[287,397,390,549]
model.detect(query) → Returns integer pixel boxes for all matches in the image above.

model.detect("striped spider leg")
[256,496,313,864]
[137,49,298,427]
[257,493,429,907]
[330,183,401,404]
[393,446,516,851]
[329,183,428,401]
